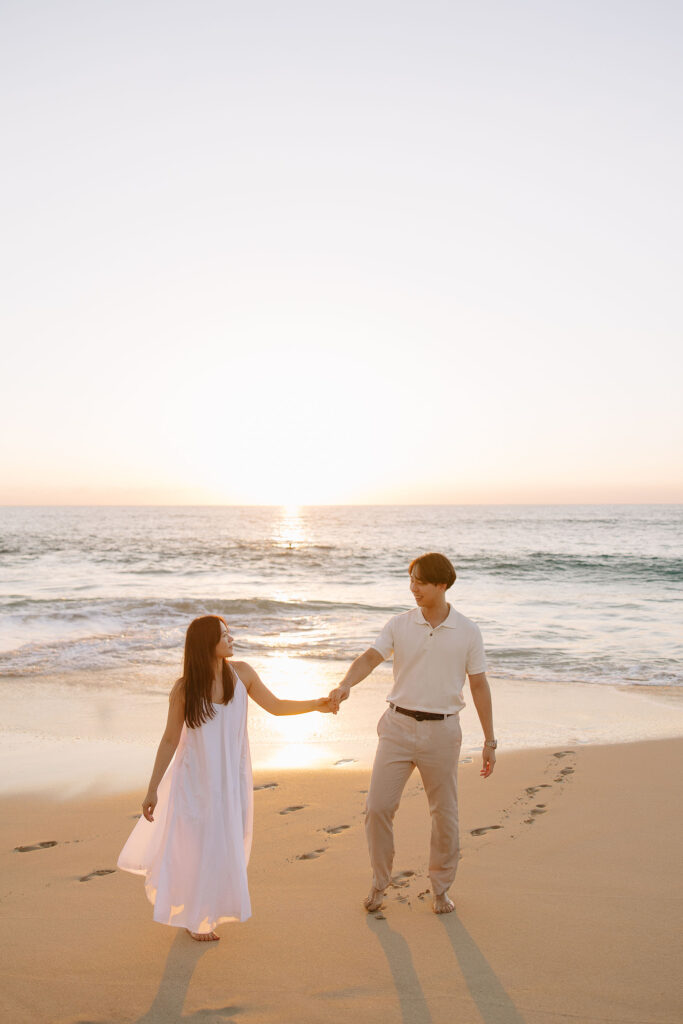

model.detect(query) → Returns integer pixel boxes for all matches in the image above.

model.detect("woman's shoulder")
[169,677,186,703]
[230,660,255,687]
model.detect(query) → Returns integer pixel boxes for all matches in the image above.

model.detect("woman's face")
[215,621,234,660]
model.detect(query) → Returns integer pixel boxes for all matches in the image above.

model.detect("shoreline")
[2,669,683,798]
[1,739,681,1023]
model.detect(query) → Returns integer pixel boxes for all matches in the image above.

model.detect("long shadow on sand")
[366,912,525,1024]
[76,931,241,1024]
[366,915,433,1024]
[439,914,526,1024]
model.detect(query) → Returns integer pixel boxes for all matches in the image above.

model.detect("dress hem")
[154,911,251,931]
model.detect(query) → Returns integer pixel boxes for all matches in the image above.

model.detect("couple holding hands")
[118,552,497,940]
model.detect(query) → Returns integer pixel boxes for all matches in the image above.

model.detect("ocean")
[1,504,681,689]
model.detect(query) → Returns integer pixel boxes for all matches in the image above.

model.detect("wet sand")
[1,738,682,1024]
[3,669,683,797]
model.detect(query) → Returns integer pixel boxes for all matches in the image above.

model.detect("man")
[328,552,496,915]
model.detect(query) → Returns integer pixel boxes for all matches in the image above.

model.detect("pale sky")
[1,0,682,505]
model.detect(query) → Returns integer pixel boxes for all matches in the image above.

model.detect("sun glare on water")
[272,505,306,548]
[245,507,339,768]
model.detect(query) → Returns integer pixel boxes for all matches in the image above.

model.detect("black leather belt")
[390,703,453,722]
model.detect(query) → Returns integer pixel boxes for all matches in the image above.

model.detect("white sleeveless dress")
[118,674,253,933]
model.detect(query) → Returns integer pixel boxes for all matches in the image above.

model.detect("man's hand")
[327,649,382,712]
[328,683,351,713]
[480,746,496,778]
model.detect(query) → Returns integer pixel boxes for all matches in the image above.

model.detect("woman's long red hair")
[182,615,235,728]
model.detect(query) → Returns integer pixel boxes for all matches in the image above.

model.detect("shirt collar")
[412,604,457,628]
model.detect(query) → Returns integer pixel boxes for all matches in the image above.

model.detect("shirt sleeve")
[466,624,487,675]
[371,616,395,660]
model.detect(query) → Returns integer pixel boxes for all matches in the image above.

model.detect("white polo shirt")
[372,605,487,715]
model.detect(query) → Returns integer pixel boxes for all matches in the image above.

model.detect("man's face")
[409,571,446,607]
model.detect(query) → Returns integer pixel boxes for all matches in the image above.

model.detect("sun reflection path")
[272,505,307,549]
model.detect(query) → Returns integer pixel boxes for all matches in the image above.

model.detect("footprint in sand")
[559,767,575,776]
[553,750,575,759]
[530,806,547,815]
[79,869,116,882]
[334,759,357,766]
[14,841,57,853]
[417,889,431,900]
[390,870,416,888]
[279,805,306,815]
[324,825,350,834]
[297,849,326,860]
[470,825,503,836]
[254,782,278,791]
[525,785,551,796]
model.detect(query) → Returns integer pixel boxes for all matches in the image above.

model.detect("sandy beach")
[2,738,681,1024]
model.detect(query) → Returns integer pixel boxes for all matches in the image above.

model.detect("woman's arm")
[142,682,185,821]
[238,662,335,716]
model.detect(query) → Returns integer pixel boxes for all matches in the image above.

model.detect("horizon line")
[2,501,682,509]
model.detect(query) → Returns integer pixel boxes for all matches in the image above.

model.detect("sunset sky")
[2,1,681,505]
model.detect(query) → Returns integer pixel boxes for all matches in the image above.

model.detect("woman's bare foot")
[432,892,455,914]
[363,887,385,912]
[185,928,220,941]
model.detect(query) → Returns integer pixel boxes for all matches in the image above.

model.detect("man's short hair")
[408,552,456,589]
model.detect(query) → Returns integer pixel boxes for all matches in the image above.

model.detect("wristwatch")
[484,739,498,749]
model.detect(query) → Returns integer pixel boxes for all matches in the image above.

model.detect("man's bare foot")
[185,928,220,941]
[363,887,385,912]
[432,892,455,914]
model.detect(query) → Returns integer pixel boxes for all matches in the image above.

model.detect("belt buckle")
[415,712,426,722]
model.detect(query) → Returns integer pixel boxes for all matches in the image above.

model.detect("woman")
[118,615,334,941]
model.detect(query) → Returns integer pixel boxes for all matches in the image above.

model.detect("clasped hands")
[316,683,351,715]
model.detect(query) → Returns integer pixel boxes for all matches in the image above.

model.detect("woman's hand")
[142,791,158,821]
[316,697,338,715]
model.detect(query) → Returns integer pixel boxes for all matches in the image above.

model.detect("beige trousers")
[365,706,462,896]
